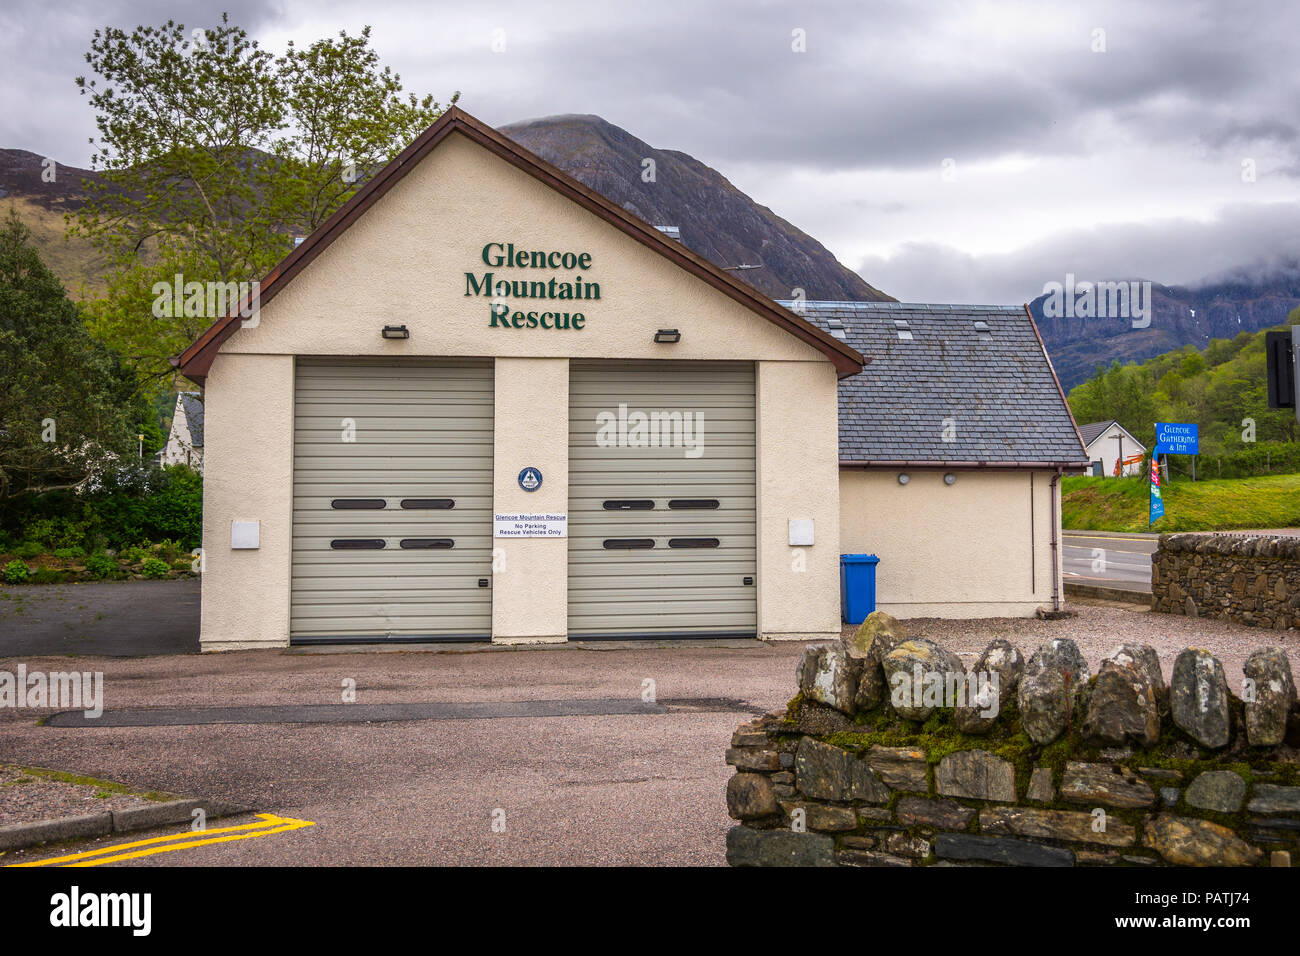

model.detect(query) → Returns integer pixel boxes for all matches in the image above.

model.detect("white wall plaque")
[494,513,568,538]
[231,520,261,549]
[788,519,814,546]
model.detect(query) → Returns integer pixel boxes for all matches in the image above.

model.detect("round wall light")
[897,473,910,485]
[944,472,957,485]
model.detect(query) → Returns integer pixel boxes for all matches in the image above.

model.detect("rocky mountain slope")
[501,114,891,302]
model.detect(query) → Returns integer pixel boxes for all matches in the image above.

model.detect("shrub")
[14,541,42,560]
[0,464,202,553]
[3,560,32,584]
[78,465,202,551]
[52,546,86,559]
[122,545,149,564]
[153,538,185,563]
[84,551,118,579]
[31,567,68,584]
[25,516,89,550]
[140,557,170,579]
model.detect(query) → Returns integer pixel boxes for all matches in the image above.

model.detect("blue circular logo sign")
[518,467,542,492]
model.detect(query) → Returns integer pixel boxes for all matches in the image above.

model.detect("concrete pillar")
[755,360,841,641]
[199,354,295,651]
[491,357,570,643]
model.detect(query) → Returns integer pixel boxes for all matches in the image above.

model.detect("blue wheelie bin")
[840,553,880,625]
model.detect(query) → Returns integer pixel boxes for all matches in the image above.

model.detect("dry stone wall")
[725,612,1300,867]
[1153,533,1300,630]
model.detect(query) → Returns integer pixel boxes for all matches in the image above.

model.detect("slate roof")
[179,392,204,447]
[779,301,1089,466]
[1078,420,1116,447]
[1077,419,1145,452]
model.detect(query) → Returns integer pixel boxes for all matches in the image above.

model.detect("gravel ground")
[842,598,1300,687]
[0,765,156,826]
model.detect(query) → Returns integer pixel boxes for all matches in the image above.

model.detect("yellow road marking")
[7,812,315,867]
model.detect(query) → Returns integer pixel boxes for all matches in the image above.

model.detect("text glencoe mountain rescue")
[465,242,602,330]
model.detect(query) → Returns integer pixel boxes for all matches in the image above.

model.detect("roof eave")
[839,459,1092,471]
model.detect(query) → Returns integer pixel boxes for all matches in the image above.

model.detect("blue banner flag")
[1149,455,1164,524]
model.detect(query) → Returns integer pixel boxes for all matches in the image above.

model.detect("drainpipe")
[1049,467,1063,611]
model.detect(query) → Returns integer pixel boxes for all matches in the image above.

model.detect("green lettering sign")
[467,242,601,329]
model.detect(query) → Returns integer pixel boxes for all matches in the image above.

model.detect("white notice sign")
[493,513,568,538]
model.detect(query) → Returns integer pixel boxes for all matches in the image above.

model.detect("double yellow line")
[7,812,315,867]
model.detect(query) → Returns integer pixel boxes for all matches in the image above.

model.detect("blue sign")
[518,467,542,492]
[1154,422,1198,455]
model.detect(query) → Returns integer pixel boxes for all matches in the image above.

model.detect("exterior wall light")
[381,325,410,339]
[653,329,681,344]
[944,472,957,485]
[897,473,910,485]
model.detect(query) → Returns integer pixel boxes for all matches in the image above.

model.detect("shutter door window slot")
[331,498,386,510]
[330,538,386,550]
[603,538,656,550]
[400,498,455,510]
[668,498,719,510]
[603,499,655,510]
[399,538,454,550]
[669,537,720,549]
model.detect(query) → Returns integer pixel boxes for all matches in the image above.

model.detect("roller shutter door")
[568,360,756,637]
[291,358,494,641]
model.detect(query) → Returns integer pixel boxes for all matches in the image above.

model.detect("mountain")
[500,114,891,302]
[1030,270,1300,390]
[0,149,109,292]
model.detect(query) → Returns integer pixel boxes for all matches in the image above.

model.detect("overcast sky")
[2,0,1298,303]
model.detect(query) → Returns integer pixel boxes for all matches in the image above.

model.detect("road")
[1062,531,1155,592]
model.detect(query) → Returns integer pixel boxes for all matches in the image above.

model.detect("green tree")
[0,210,146,501]
[72,15,457,382]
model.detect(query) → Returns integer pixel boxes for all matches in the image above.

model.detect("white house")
[1079,420,1145,477]
[160,392,204,472]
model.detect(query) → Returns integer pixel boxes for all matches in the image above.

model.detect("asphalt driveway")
[1,639,791,866]
[0,579,200,656]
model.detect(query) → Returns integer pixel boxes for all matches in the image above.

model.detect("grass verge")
[1062,472,1300,533]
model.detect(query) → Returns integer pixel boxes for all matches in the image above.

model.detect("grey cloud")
[0,1,290,162]
[1201,120,1299,149]
[459,0,1300,174]
[856,201,1300,304]
[8,0,1300,176]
